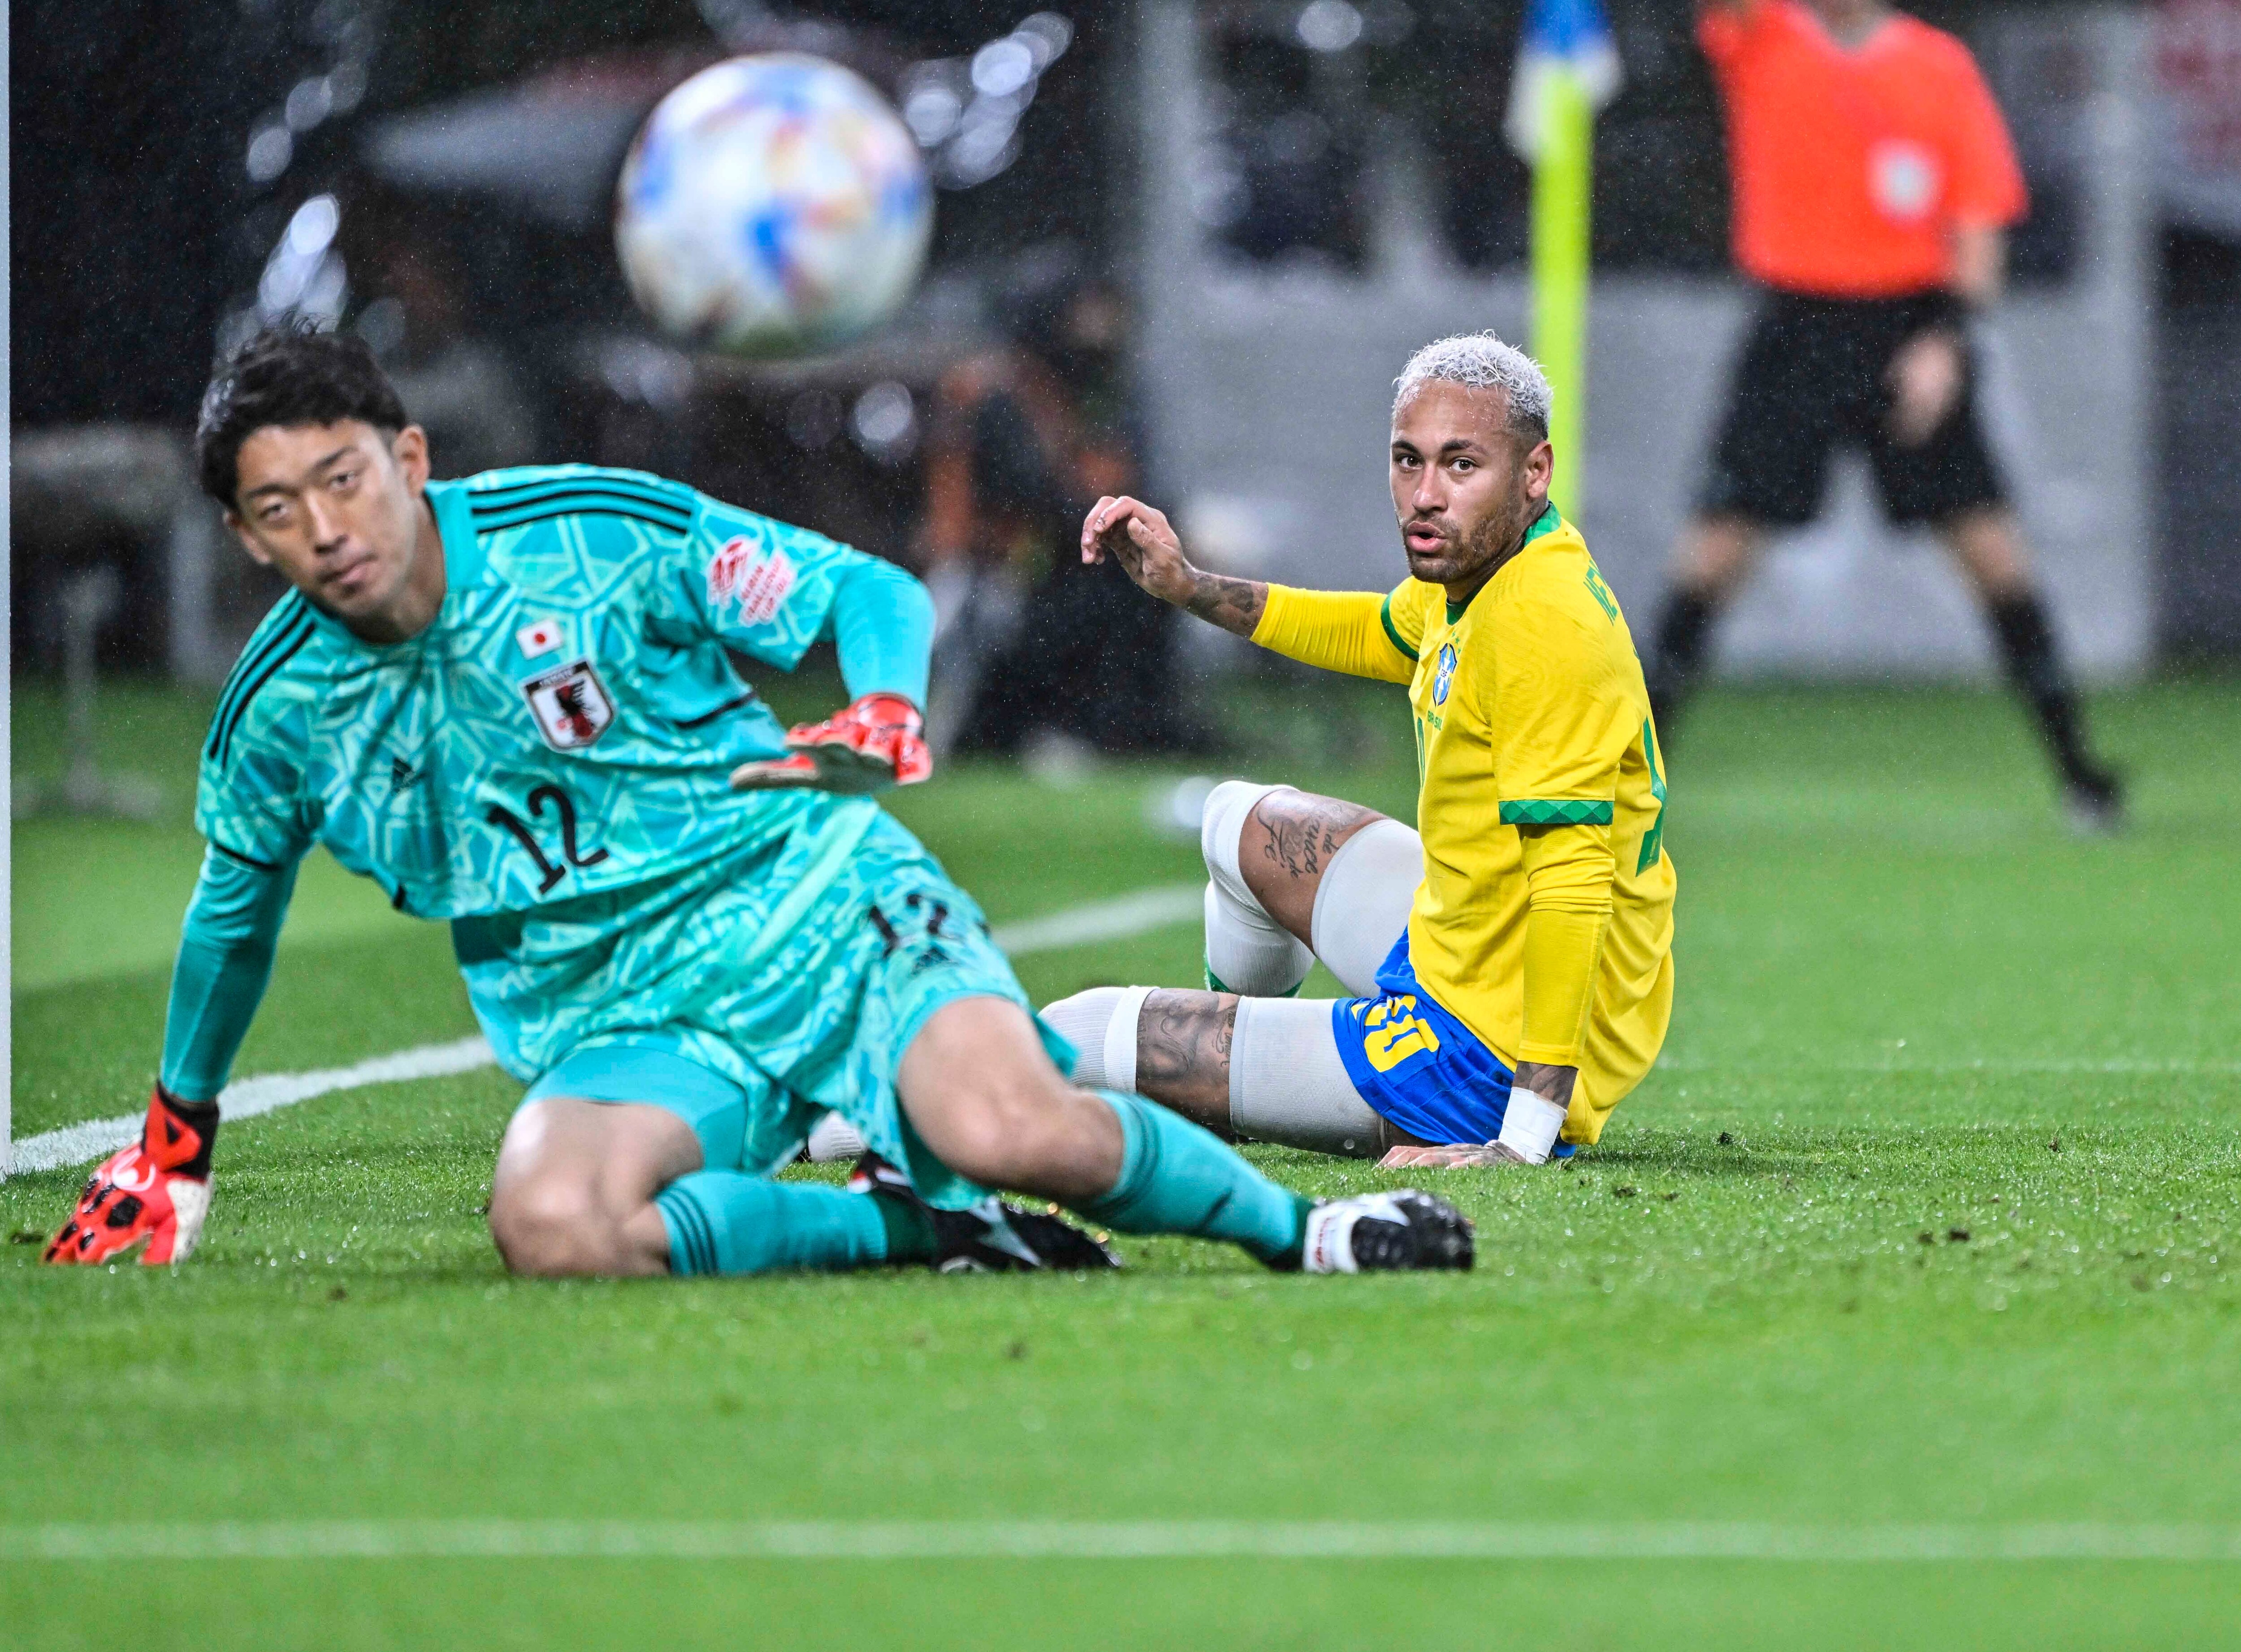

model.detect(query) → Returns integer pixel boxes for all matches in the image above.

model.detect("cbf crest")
[1433,643,1458,706]
[521,657,616,751]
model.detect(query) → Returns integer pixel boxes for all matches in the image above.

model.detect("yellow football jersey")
[1251,506,1676,1144]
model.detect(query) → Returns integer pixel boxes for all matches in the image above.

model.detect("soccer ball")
[615,54,934,357]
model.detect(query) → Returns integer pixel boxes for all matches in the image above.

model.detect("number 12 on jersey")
[486,784,608,894]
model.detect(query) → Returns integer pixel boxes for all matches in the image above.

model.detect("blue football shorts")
[1330,930,1578,1157]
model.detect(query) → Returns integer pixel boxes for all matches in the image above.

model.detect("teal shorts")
[474,798,1033,1209]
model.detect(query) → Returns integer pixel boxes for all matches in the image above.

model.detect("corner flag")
[1506,0,1621,515]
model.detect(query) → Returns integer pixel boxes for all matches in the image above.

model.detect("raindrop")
[327,59,368,115]
[246,123,294,183]
[971,36,1037,99]
[852,381,918,458]
[287,193,341,257]
[1015,13,1073,70]
[1297,0,1364,52]
[285,75,334,132]
[903,82,963,147]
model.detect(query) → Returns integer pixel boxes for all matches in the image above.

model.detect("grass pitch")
[5,673,2239,1650]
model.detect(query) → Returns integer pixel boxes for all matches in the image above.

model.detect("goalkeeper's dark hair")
[196,321,409,505]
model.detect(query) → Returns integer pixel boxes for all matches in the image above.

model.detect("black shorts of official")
[1697,289,2007,528]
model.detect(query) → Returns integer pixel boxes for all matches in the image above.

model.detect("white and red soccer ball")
[615,53,933,358]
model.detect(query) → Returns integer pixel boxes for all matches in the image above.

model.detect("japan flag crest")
[520,657,616,751]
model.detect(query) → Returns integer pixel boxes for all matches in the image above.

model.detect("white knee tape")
[1200,778,1288,890]
[1199,779,1313,997]
[1038,985,1153,1091]
[1229,995,1391,1158]
[1308,817,1422,998]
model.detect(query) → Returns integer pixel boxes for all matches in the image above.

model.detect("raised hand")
[729,693,932,795]
[1081,496,1194,601]
[1080,496,1268,638]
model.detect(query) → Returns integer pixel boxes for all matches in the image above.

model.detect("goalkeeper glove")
[729,693,931,794]
[45,1086,219,1267]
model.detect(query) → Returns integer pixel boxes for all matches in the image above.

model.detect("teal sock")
[1079,1090,1311,1266]
[655,1172,891,1276]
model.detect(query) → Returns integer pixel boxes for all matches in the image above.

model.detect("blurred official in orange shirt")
[1646,0,2122,829]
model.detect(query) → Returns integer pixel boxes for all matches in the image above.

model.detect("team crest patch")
[520,657,616,751]
[706,536,796,623]
[1433,643,1458,706]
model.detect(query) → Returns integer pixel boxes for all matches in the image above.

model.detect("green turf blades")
[5,680,2240,1648]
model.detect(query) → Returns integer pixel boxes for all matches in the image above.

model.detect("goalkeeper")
[44,325,1470,1276]
[1046,335,1674,1167]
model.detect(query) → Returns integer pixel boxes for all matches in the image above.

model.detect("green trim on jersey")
[1500,798,1615,827]
[1445,504,1565,625]
[1637,718,1669,874]
[1379,593,1417,662]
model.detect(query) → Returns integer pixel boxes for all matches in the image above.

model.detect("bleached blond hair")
[1392,332,1552,441]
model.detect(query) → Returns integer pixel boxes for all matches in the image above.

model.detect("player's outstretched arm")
[730,692,931,794]
[730,554,934,794]
[1083,497,1415,683]
[46,847,299,1265]
[1081,496,1268,638]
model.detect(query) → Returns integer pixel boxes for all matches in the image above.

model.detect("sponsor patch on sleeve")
[706,536,797,624]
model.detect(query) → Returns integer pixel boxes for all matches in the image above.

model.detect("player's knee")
[927,1070,1082,1188]
[921,1085,1033,1184]
[488,1174,614,1277]
[1200,779,1277,895]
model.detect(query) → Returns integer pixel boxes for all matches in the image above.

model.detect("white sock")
[1229,995,1389,1157]
[1307,817,1422,998]
[805,1113,867,1163]
[1199,779,1314,996]
[1038,985,1154,1090]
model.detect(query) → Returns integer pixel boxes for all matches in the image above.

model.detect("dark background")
[5,0,2057,427]
[13,0,2233,657]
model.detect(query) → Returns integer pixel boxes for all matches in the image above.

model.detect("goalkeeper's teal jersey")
[198,466,914,920]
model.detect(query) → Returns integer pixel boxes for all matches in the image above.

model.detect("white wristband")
[1495,1088,1568,1166]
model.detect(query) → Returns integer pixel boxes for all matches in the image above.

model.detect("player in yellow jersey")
[1042,334,1674,1167]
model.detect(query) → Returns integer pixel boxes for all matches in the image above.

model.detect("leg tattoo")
[1133,989,1238,1134]
[1240,791,1385,943]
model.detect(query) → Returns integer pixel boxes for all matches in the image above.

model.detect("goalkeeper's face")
[228,419,436,635]
[1389,381,1554,592]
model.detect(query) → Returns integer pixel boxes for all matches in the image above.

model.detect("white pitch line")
[5,1518,2241,1563]
[9,1036,499,1176]
[988,884,1202,956]
[6,886,1209,1178]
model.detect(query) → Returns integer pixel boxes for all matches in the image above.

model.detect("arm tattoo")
[1183,571,1267,638]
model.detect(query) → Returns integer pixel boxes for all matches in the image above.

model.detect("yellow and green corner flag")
[1504,0,1622,515]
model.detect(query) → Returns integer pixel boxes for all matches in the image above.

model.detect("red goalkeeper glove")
[45,1087,219,1267]
[729,693,932,794]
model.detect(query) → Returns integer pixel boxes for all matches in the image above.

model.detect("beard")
[1406,492,1533,584]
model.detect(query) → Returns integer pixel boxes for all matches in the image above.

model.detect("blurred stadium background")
[13,0,2241,723]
